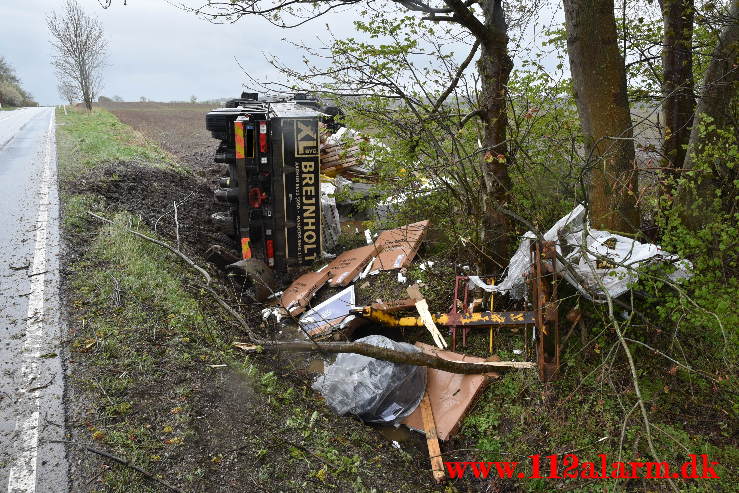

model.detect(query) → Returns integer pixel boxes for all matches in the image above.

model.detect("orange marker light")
[241,237,252,259]
[234,121,245,159]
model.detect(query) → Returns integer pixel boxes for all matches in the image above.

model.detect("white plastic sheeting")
[493,205,692,301]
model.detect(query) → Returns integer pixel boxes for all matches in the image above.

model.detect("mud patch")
[69,161,232,256]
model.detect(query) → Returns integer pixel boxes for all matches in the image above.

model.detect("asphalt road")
[0,107,67,492]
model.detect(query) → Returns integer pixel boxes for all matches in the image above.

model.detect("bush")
[649,121,739,368]
[0,81,24,107]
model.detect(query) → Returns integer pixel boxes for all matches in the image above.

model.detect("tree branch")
[234,341,535,374]
[428,39,481,116]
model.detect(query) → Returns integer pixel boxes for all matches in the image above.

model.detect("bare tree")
[57,79,79,105]
[47,0,108,111]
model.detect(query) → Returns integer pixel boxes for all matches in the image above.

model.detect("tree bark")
[683,2,738,170]
[661,0,696,173]
[678,1,738,228]
[477,0,514,272]
[234,341,534,374]
[562,0,640,233]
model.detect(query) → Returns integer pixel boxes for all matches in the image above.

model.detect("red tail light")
[266,240,274,266]
[259,121,268,153]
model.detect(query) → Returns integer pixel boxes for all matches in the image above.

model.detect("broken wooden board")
[403,343,498,441]
[280,269,331,316]
[370,298,417,313]
[326,244,381,287]
[407,284,447,349]
[420,392,445,483]
[371,220,429,271]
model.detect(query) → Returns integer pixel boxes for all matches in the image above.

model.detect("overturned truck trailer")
[206,94,324,283]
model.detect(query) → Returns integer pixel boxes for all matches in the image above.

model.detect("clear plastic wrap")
[312,335,426,424]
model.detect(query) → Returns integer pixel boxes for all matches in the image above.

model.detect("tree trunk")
[678,1,739,228]
[661,0,695,173]
[477,0,513,273]
[683,2,738,169]
[562,0,640,233]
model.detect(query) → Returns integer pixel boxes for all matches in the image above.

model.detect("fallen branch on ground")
[49,440,184,493]
[87,211,211,285]
[233,341,535,374]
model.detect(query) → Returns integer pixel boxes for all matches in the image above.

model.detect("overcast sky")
[1,0,562,106]
[0,0,364,105]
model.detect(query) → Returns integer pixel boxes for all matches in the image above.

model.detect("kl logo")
[295,120,318,156]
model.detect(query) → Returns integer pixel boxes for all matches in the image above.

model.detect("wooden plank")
[320,145,362,156]
[321,162,361,172]
[415,299,448,349]
[320,154,358,163]
[420,392,445,483]
[321,158,358,168]
[320,149,362,159]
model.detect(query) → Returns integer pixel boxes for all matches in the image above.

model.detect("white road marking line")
[7,109,55,493]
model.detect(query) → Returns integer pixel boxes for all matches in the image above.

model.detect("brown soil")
[69,162,230,256]
[99,102,220,169]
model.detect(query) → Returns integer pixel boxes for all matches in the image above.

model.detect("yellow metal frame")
[352,307,532,329]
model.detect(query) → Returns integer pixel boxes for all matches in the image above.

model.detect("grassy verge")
[57,107,433,492]
[56,107,178,182]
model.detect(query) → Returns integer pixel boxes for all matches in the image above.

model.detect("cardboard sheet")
[280,269,331,316]
[371,220,429,271]
[327,244,381,287]
[403,343,497,441]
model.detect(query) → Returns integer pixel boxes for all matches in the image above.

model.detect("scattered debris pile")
[320,127,374,179]
[213,102,695,484]
[309,336,502,484]
[275,220,430,334]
